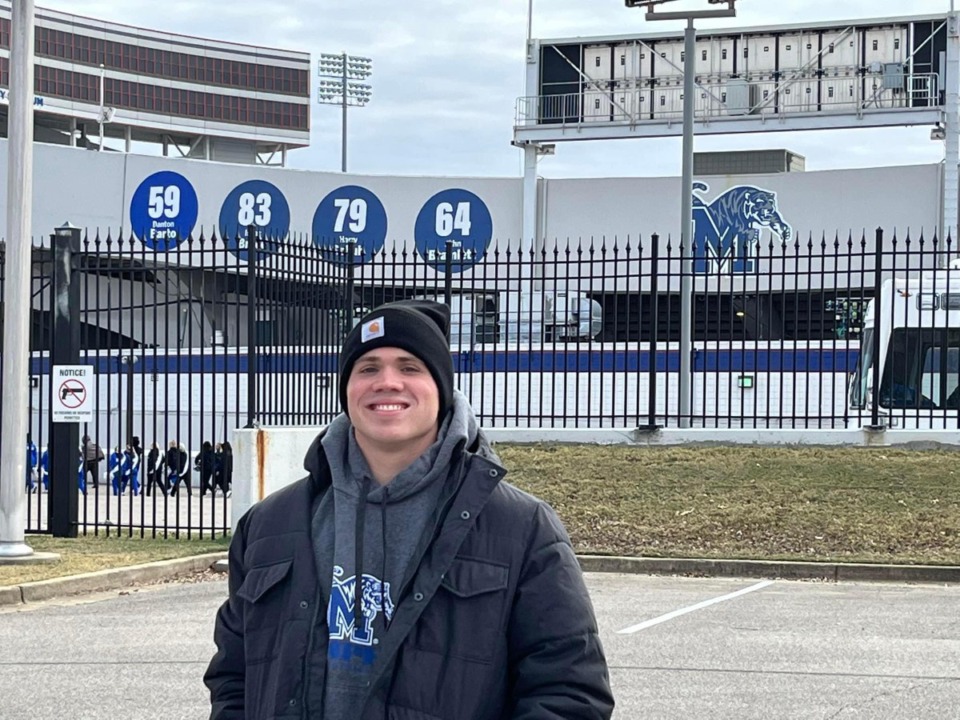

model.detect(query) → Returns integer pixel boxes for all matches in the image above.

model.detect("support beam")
[522,145,539,260]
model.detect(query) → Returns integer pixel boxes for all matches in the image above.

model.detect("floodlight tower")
[626,0,737,429]
[317,52,373,173]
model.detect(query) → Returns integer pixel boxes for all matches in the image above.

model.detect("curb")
[0,552,227,606]
[577,555,960,584]
[4,553,959,607]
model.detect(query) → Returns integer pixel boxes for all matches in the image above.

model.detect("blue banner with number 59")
[129,171,199,251]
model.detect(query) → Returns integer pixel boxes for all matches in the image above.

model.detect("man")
[82,435,104,489]
[205,299,614,719]
[145,442,165,496]
[195,441,216,496]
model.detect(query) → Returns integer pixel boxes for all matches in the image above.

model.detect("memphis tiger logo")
[327,565,395,658]
[692,182,792,274]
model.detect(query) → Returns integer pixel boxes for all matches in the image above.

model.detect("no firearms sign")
[52,365,95,423]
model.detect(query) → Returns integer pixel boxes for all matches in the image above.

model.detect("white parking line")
[617,580,775,634]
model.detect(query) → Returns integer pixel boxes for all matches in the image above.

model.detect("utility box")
[724,78,757,116]
[882,62,905,90]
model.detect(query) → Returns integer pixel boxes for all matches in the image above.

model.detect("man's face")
[346,347,440,455]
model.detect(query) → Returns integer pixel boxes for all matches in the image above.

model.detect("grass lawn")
[497,444,960,566]
[2,444,958,587]
[0,535,230,586]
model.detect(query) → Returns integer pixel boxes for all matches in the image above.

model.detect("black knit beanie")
[338,299,454,421]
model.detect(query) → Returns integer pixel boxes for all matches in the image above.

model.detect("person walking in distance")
[221,441,233,496]
[122,443,141,496]
[195,441,216,496]
[145,442,165,496]
[82,435,104,489]
[168,441,191,496]
[205,299,614,720]
[25,436,38,493]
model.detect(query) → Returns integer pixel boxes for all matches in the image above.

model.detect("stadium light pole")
[0,0,37,558]
[98,63,104,152]
[626,0,737,428]
[317,52,373,173]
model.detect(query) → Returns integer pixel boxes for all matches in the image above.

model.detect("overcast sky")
[40,0,958,179]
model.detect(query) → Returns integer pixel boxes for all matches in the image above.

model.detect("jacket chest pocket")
[237,560,294,664]
[414,557,509,663]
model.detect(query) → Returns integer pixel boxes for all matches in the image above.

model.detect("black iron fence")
[1,225,958,535]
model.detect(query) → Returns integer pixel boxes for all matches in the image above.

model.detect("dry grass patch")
[3,445,958,585]
[0,535,229,586]
[496,445,960,565]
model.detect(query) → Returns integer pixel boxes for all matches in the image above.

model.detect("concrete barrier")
[232,427,319,531]
[231,426,960,530]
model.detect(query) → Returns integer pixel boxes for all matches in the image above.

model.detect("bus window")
[924,341,960,408]
[880,328,960,409]
[848,328,874,408]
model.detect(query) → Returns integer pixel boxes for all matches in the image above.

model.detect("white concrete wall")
[230,425,960,531]
[0,141,942,269]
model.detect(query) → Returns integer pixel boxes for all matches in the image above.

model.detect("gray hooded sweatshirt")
[312,390,478,720]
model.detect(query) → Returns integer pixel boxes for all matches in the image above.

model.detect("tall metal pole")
[341,52,348,173]
[0,0,36,558]
[678,19,696,428]
[944,11,959,254]
[98,63,105,152]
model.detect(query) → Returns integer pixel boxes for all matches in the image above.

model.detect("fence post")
[646,234,660,428]
[870,227,883,428]
[345,240,356,334]
[48,224,81,538]
[245,225,258,429]
[443,239,454,307]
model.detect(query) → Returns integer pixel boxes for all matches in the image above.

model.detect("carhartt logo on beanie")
[361,317,385,343]
[339,300,454,421]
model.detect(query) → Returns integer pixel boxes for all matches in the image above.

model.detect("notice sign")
[52,365,95,423]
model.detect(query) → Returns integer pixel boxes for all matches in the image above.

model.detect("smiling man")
[205,299,614,720]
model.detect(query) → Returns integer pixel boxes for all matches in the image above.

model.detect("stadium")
[0,2,957,459]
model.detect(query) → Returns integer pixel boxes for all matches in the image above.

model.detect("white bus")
[848,259,960,429]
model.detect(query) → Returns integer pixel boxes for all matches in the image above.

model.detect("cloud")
[38,0,955,178]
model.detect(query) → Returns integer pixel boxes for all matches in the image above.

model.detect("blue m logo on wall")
[327,565,396,667]
[692,182,792,274]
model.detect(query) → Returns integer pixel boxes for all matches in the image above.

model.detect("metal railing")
[517,72,940,127]
[1,225,958,534]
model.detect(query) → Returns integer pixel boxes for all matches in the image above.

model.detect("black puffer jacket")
[205,431,614,719]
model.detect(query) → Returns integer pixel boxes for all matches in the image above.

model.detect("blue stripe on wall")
[28,349,861,376]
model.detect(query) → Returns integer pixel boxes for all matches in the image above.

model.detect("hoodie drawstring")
[381,487,390,631]
[354,476,371,630]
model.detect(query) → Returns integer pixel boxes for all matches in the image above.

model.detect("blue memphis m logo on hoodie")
[328,565,396,665]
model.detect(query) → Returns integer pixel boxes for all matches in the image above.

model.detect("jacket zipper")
[300,587,323,717]
[394,448,469,604]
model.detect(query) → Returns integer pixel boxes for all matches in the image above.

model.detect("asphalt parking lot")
[1,573,958,719]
